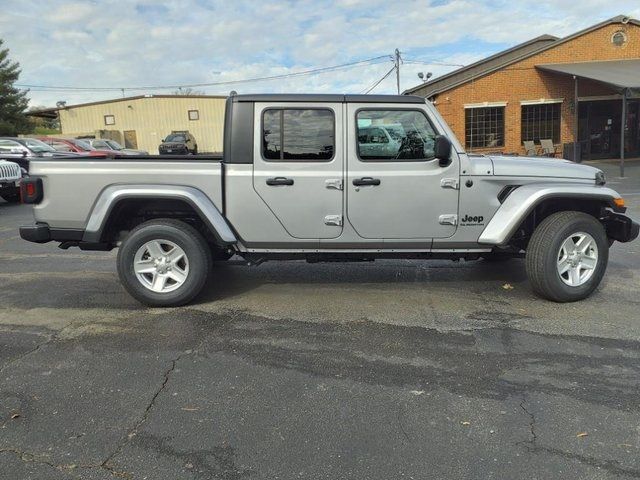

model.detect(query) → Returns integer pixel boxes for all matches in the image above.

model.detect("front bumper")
[604,213,640,243]
[0,180,19,189]
[159,145,188,155]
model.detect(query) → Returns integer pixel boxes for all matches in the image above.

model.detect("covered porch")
[537,59,640,176]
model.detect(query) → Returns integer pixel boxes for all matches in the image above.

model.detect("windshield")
[70,139,95,151]
[165,134,186,142]
[22,138,57,153]
[105,140,124,150]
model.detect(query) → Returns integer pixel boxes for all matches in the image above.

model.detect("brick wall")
[432,21,640,155]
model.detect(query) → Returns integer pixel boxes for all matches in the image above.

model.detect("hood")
[489,155,601,181]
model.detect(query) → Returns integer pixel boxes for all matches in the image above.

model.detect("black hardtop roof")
[231,94,426,104]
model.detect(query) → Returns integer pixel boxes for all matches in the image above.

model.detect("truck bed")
[29,156,224,230]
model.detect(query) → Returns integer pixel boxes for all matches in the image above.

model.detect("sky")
[2,0,640,108]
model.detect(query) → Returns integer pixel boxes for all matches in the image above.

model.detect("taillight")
[20,178,43,204]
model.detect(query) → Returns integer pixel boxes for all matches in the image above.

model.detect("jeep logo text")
[461,215,484,224]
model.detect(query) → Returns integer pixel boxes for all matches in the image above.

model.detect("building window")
[465,106,504,149]
[262,108,334,161]
[521,103,561,144]
[612,31,627,46]
[104,115,115,126]
[188,109,199,121]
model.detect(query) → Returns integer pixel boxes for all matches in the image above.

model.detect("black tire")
[1,190,20,203]
[117,219,212,307]
[193,146,198,155]
[526,211,608,302]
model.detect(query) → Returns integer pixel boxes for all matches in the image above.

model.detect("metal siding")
[58,97,226,154]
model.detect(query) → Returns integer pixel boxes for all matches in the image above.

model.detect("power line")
[403,59,466,67]
[362,66,396,94]
[17,55,392,92]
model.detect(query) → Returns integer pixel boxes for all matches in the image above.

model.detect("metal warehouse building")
[34,94,227,154]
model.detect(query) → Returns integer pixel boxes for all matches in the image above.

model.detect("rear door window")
[262,109,334,161]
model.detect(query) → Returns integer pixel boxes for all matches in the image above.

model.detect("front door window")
[356,110,436,161]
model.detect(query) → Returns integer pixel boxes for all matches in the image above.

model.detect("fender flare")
[478,183,623,246]
[82,184,237,245]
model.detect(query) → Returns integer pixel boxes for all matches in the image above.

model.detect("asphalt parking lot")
[1,160,640,480]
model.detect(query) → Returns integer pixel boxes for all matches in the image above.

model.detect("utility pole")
[394,48,402,95]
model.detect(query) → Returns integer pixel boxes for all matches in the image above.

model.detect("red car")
[37,137,117,157]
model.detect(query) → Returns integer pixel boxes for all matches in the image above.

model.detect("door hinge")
[325,179,343,190]
[440,178,459,190]
[439,214,458,226]
[324,215,343,226]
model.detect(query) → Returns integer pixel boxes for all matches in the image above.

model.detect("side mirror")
[434,135,452,167]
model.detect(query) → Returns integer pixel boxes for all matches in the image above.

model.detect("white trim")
[464,101,507,109]
[520,98,563,105]
[578,94,623,102]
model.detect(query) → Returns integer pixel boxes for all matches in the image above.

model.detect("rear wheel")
[117,219,211,307]
[526,211,608,302]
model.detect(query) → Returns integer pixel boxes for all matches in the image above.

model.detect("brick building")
[405,15,640,164]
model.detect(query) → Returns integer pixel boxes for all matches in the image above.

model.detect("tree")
[28,105,60,133]
[172,87,206,96]
[0,39,31,136]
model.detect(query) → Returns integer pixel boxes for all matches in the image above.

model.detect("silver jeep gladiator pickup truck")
[19,94,639,306]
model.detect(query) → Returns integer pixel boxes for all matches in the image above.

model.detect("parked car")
[0,137,71,172]
[0,159,22,203]
[37,137,117,157]
[19,94,639,307]
[159,131,197,155]
[85,139,148,156]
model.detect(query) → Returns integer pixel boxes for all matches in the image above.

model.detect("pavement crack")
[535,445,640,478]
[1,447,132,479]
[0,319,83,376]
[518,396,537,451]
[101,347,198,473]
[397,404,411,443]
[0,336,54,376]
[1,447,76,473]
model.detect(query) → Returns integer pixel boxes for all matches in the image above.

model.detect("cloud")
[49,2,96,23]
[1,0,638,106]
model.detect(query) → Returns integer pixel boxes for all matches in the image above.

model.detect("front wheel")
[526,211,608,302]
[117,219,212,307]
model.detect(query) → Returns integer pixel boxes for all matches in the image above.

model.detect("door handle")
[352,177,381,186]
[266,177,294,186]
